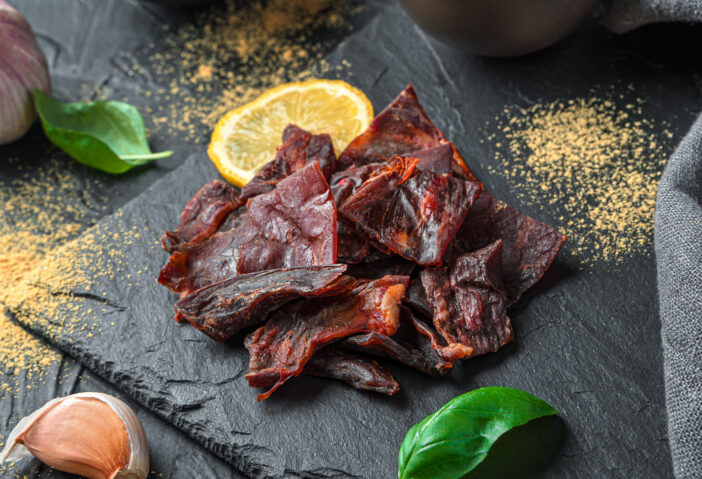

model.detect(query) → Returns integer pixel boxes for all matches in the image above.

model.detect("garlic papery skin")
[0,0,51,145]
[0,392,149,479]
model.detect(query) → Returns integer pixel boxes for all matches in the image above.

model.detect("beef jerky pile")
[158,85,566,401]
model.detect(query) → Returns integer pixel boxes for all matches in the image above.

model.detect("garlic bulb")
[0,392,149,479]
[0,0,51,145]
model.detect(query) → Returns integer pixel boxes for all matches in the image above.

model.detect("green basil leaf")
[34,89,172,174]
[397,387,558,479]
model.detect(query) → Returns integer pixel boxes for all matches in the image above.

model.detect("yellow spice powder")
[119,0,358,142]
[488,93,672,266]
[0,159,109,392]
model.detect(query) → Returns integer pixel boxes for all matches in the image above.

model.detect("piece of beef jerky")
[330,162,383,206]
[340,156,482,266]
[331,162,420,263]
[241,124,336,200]
[159,162,337,295]
[245,275,408,401]
[236,162,337,273]
[160,180,243,254]
[406,278,433,319]
[174,265,350,342]
[305,348,399,396]
[158,207,247,295]
[446,190,566,304]
[344,306,467,377]
[337,222,373,264]
[405,307,475,366]
[421,240,513,357]
[337,85,476,180]
[346,255,416,280]
[410,144,453,174]
[330,162,385,263]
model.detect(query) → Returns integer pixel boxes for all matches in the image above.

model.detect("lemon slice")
[208,79,374,187]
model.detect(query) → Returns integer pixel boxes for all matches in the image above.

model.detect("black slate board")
[8,3,702,479]
[0,2,244,478]
[0,356,246,479]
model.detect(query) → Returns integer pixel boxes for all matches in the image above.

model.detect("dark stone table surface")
[2,1,702,478]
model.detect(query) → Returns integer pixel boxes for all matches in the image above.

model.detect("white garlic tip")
[0,0,51,145]
[0,392,149,479]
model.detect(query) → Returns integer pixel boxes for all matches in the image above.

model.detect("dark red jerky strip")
[421,240,513,357]
[245,275,408,401]
[305,348,399,396]
[158,163,337,295]
[406,278,433,319]
[408,144,453,174]
[346,255,416,280]
[406,307,474,366]
[446,189,566,304]
[174,265,349,342]
[237,162,337,274]
[241,124,336,200]
[330,162,383,207]
[158,206,247,295]
[332,144,457,214]
[161,180,243,254]
[337,84,476,180]
[331,161,422,263]
[340,156,482,266]
[344,306,455,377]
[337,221,373,264]
[331,163,385,263]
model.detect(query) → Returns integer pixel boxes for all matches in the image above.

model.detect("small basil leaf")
[34,89,172,174]
[397,387,558,479]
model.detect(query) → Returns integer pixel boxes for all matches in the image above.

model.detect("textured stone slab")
[8,4,702,479]
[8,150,671,478]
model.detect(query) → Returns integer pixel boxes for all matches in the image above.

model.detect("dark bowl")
[398,0,601,57]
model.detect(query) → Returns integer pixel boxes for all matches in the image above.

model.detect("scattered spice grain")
[488,92,674,266]
[119,0,359,144]
[0,158,109,394]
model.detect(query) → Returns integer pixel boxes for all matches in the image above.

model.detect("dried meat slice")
[346,255,416,280]
[237,162,337,273]
[161,180,243,254]
[174,265,349,341]
[158,163,337,295]
[344,306,468,377]
[340,156,482,266]
[330,162,383,206]
[330,162,385,263]
[446,190,566,304]
[245,275,408,400]
[158,207,247,295]
[337,84,476,180]
[305,348,399,396]
[421,240,514,357]
[406,307,475,367]
[241,125,336,200]
[406,278,433,319]
[410,144,453,174]
[337,223,373,264]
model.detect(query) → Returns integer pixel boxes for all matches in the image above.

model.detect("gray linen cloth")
[605,2,702,477]
[655,115,702,479]
[603,0,702,33]
[604,3,702,477]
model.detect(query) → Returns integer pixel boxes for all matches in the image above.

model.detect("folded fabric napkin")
[655,116,702,479]
[603,0,702,33]
[606,2,702,477]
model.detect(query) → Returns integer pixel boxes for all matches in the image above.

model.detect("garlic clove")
[0,0,51,145]
[0,392,149,479]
